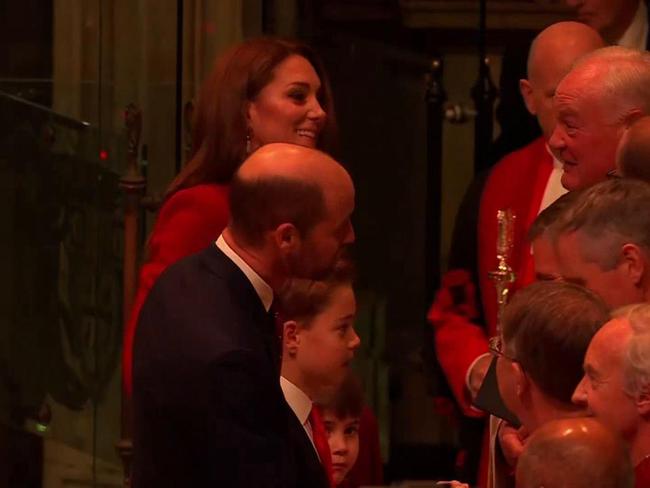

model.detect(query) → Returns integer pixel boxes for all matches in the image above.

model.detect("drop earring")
[246,133,252,155]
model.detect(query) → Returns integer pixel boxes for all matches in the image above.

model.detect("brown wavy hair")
[165,37,338,198]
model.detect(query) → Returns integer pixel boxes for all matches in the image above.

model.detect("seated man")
[551,178,650,308]
[492,281,609,487]
[573,303,650,487]
[516,417,633,488]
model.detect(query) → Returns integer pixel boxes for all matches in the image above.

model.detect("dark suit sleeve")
[206,350,289,487]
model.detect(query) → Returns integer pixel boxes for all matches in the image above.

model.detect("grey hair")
[551,179,650,270]
[612,303,650,398]
[570,46,650,122]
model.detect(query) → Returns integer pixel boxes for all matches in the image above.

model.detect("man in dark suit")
[132,143,356,487]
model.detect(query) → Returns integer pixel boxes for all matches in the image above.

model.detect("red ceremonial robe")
[431,137,553,486]
[433,136,553,415]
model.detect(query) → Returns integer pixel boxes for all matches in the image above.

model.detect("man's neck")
[524,390,585,432]
[222,228,287,292]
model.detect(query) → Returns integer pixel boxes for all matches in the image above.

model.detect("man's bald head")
[236,143,350,188]
[527,22,604,82]
[521,22,604,139]
[617,115,650,182]
[516,417,633,488]
[230,143,352,245]
[229,143,355,280]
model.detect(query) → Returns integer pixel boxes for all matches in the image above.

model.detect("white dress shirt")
[280,376,320,458]
[538,147,568,215]
[216,234,273,312]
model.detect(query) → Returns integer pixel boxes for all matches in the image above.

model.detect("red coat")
[478,136,554,337]
[122,183,230,395]
[432,137,553,415]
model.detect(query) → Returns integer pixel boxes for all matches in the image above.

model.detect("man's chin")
[560,170,580,192]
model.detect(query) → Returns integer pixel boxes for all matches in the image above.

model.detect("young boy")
[319,372,364,487]
[279,266,361,486]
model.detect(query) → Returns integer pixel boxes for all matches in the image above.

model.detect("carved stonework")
[400,0,572,30]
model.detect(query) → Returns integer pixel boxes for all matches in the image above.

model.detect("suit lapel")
[200,244,280,375]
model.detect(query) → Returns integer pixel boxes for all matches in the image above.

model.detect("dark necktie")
[309,404,335,487]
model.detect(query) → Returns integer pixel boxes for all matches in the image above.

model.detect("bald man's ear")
[284,320,300,356]
[519,79,537,116]
[619,243,645,287]
[273,223,302,252]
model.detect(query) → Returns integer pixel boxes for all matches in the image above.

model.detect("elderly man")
[132,143,355,488]
[616,115,650,181]
[549,46,650,191]
[573,304,650,487]
[490,281,609,487]
[565,0,649,49]
[516,417,634,488]
[551,178,650,308]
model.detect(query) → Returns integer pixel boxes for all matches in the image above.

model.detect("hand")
[435,481,469,488]
[467,353,492,400]
[498,422,529,468]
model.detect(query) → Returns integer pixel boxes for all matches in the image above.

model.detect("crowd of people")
[122,0,650,487]
[431,1,650,487]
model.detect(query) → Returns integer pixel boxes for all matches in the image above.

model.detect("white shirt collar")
[280,376,313,426]
[215,234,274,312]
[617,0,648,51]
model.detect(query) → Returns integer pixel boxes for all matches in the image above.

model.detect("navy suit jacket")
[132,244,328,488]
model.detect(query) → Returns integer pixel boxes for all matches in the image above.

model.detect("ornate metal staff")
[488,209,515,336]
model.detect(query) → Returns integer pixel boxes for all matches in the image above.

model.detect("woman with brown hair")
[123,37,338,394]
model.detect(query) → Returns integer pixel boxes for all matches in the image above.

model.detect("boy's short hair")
[278,261,355,328]
[318,371,364,419]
